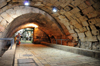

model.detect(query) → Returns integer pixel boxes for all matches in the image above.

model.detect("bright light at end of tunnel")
[24,1,29,6]
[26,24,38,28]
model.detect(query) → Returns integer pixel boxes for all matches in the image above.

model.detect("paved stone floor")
[14,44,100,66]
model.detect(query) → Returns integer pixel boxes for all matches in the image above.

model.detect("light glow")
[52,7,57,12]
[25,24,38,28]
[24,1,29,6]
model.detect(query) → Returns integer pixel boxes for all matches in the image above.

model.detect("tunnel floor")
[14,44,100,66]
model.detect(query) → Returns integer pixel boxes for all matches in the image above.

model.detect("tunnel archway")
[0,0,100,54]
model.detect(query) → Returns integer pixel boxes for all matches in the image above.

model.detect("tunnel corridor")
[0,0,100,66]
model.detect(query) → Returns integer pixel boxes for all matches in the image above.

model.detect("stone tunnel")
[0,0,100,66]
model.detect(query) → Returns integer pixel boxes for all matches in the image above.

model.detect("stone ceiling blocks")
[0,0,7,8]
[78,2,88,10]
[82,6,95,15]
[6,9,17,18]
[1,12,13,23]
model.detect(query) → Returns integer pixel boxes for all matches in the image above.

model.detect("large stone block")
[78,2,88,10]
[0,0,7,8]
[74,12,82,18]
[82,6,94,15]
[6,9,17,18]
[0,19,7,27]
[71,0,84,6]
[22,6,32,14]
[85,31,92,37]
[93,2,100,10]
[69,30,75,34]
[87,11,98,18]
[78,27,87,32]
[82,21,89,26]
[87,36,97,41]
[78,33,85,39]
[90,25,97,30]
[79,16,88,22]
[70,7,80,14]
[88,19,97,25]
[92,30,99,36]
[1,12,13,23]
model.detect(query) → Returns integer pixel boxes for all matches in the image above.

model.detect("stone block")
[87,36,97,41]
[59,9,66,15]
[78,33,85,39]
[1,12,13,23]
[92,30,99,36]
[71,33,77,38]
[0,25,5,32]
[74,12,82,18]
[75,29,80,33]
[75,23,82,29]
[93,2,100,10]
[85,31,92,37]
[22,6,32,14]
[70,7,80,14]
[90,25,97,30]
[79,27,87,32]
[85,0,94,6]
[97,35,100,40]
[0,19,7,27]
[39,10,45,15]
[71,0,84,6]
[87,11,98,18]
[88,19,97,25]
[82,21,88,26]
[79,16,88,22]
[0,0,7,8]
[64,6,72,11]
[70,19,79,26]
[6,9,17,18]
[69,30,75,34]
[34,2,44,6]
[0,16,3,22]
[78,2,88,10]
[95,18,100,23]
[82,6,94,15]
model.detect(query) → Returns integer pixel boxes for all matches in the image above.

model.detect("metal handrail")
[0,38,14,49]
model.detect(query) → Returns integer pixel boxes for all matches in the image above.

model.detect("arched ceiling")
[0,0,100,42]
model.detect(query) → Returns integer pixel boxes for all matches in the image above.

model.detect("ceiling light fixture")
[24,1,29,6]
[52,7,57,12]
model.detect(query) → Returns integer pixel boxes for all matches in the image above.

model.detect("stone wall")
[33,28,50,44]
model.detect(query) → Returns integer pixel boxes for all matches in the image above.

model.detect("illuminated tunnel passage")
[14,44,100,66]
[0,0,100,66]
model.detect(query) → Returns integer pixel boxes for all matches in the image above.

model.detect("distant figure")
[16,33,21,45]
